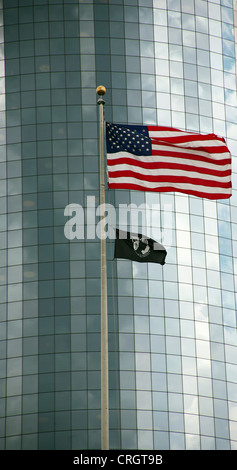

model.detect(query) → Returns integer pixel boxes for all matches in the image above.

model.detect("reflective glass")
[1,0,237,452]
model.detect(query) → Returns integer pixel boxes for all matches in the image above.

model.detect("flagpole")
[96,85,109,450]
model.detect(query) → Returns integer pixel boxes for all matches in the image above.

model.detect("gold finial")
[96,85,106,96]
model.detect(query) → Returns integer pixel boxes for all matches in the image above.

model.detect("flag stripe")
[108,178,232,197]
[109,170,231,187]
[150,134,227,146]
[108,181,231,199]
[152,142,228,153]
[106,122,232,199]
[108,147,231,165]
[108,175,232,193]
[148,126,227,144]
[152,145,230,162]
[108,163,231,180]
[148,125,226,141]
[107,155,231,176]
[148,126,229,152]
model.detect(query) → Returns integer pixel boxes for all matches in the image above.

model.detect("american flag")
[106,122,232,200]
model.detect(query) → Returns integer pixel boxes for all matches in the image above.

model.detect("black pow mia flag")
[114,229,167,265]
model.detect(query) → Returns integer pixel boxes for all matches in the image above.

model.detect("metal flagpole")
[96,85,109,450]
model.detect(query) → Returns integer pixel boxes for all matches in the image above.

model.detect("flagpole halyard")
[96,86,109,450]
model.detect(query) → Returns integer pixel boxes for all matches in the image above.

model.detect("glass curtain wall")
[0,0,237,451]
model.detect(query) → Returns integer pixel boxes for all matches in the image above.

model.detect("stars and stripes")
[106,122,232,200]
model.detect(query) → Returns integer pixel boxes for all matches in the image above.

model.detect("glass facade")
[0,0,237,450]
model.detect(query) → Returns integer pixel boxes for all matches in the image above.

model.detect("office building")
[0,0,237,450]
